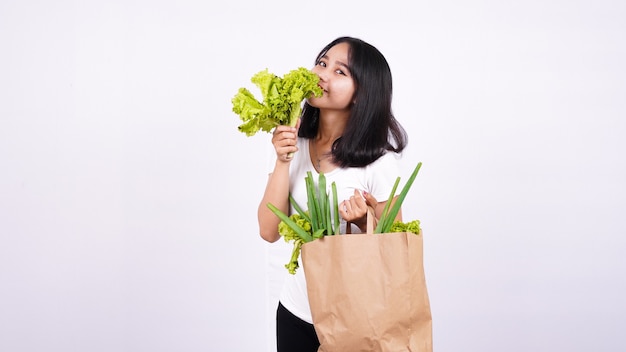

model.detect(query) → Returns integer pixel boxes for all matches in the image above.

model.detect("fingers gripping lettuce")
[232,67,323,136]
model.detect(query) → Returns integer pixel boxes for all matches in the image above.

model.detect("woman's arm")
[257,162,291,243]
[257,125,299,243]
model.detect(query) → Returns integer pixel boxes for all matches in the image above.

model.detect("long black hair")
[298,36,408,168]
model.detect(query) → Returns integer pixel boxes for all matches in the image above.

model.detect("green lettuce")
[389,219,422,235]
[232,67,323,136]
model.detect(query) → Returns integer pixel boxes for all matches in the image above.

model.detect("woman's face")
[308,42,356,112]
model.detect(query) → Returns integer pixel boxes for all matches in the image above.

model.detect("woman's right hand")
[272,120,300,162]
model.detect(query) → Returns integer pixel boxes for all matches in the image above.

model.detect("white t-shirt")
[278,138,402,323]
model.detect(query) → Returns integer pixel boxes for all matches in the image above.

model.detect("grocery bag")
[301,213,432,352]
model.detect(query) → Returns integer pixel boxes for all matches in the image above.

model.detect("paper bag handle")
[346,206,377,234]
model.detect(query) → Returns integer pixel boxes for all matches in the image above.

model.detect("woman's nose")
[315,69,327,82]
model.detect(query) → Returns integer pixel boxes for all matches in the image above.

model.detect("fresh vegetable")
[389,219,422,235]
[304,172,341,237]
[267,203,314,243]
[267,172,339,274]
[232,67,323,137]
[268,162,424,274]
[276,213,312,274]
[374,162,422,233]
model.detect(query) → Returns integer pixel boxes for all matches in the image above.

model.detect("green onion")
[376,176,401,232]
[289,194,310,223]
[305,172,321,232]
[331,182,340,235]
[267,203,314,242]
[375,162,422,233]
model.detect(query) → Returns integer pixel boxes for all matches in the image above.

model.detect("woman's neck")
[316,110,348,143]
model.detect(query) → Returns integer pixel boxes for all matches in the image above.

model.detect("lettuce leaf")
[232,67,323,136]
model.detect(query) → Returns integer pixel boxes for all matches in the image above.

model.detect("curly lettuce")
[278,213,312,274]
[232,67,323,136]
[389,219,422,235]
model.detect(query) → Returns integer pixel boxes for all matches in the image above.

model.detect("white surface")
[1,1,625,351]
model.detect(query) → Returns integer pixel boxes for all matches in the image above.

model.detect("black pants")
[276,302,320,352]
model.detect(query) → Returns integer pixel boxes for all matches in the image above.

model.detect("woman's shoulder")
[363,151,402,180]
[370,150,402,169]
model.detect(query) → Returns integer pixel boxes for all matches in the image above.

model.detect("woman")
[258,36,408,352]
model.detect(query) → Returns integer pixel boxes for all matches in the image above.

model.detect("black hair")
[298,36,408,168]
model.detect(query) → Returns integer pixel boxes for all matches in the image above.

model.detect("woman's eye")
[335,69,345,75]
[318,61,327,67]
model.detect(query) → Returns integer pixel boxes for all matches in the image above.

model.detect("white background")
[1,1,625,351]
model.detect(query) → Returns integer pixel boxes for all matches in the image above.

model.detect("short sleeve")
[366,152,402,201]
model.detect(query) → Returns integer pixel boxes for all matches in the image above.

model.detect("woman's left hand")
[339,190,378,232]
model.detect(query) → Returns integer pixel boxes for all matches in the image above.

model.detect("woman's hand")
[339,190,378,232]
[271,119,300,162]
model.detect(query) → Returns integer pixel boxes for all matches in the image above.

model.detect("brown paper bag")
[301,220,432,352]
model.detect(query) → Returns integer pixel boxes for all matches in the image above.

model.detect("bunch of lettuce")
[268,162,424,274]
[232,67,323,137]
[389,219,422,235]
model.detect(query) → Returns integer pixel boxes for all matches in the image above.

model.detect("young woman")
[257,36,408,352]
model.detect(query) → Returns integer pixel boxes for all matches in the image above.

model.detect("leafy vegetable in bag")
[268,162,424,274]
[389,219,422,235]
[267,172,339,274]
[232,67,323,137]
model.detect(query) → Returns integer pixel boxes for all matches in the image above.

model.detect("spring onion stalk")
[377,176,401,230]
[318,173,328,233]
[332,182,340,235]
[289,194,310,224]
[304,172,316,231]
[267,203,314,242]
[375,162,423,233]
